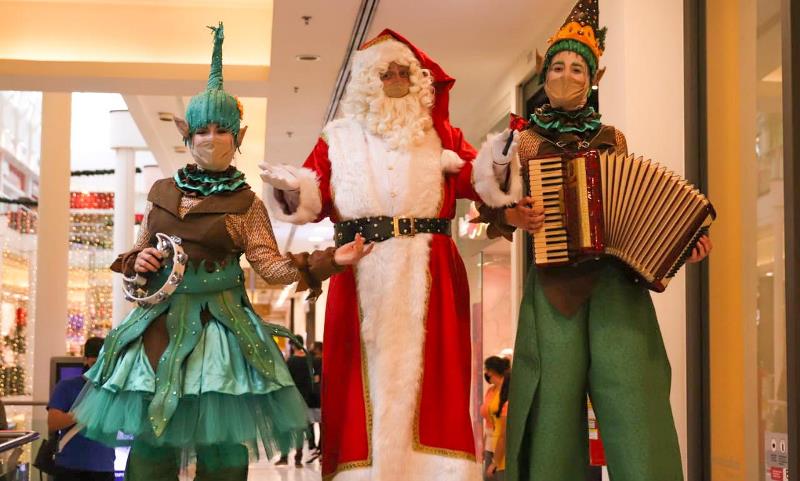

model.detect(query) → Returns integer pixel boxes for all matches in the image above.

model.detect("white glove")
[259,163,300,191]
[441,149,465,173]
[491,129,519,165]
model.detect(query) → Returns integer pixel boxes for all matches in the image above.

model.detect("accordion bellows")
[527,150,716,292]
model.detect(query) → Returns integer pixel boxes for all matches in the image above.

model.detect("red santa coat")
[269,30,494,481]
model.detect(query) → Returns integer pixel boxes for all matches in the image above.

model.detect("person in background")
[486,371,510,481]
[277,336,315,467]
[306,341,323,463]
[481,356,510,481]
[47,337,115,481]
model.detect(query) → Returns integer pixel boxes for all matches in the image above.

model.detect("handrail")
[1,401,48,407]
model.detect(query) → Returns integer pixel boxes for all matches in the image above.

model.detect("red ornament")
[509,113,529,132]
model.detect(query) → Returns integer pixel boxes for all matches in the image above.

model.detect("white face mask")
[190,136,235,172]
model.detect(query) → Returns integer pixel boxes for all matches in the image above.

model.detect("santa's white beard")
[365,94,433,151]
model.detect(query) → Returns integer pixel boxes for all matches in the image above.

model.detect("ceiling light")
[308,236,324,243]
[296,54,320,62]
[158,112,174,121]
[173,146,187,153]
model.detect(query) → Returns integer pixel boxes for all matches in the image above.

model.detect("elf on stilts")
[475,1,713,479]
[71,23,371,481]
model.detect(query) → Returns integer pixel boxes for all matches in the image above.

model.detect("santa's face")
[190,123,236,172]
[545,51,591,111]
[380,62,411,98]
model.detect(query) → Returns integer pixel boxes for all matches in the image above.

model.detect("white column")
[111,148,136,327]
[33,92,71,402]
[108,110,147,327]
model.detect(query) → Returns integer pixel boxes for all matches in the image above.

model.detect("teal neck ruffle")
[174,164,248,196]
[530,105,602,134]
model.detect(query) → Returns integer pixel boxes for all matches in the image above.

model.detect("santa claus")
[261,29,532,481]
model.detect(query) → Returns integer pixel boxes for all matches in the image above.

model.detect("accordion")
[526,150,716,292]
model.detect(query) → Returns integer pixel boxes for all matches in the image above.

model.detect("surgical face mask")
[544,53,591,111]
[190,135,236,172]
[381,63,411,98]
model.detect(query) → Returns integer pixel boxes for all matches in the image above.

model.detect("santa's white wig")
[341,38,435,150]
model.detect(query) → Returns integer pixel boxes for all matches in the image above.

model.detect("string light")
[0,205,37,397]
[67,193,115,354]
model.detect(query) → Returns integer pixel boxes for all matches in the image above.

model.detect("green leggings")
[124,441,248,481]
[506,264,683,481]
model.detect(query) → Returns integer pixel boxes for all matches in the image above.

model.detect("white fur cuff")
[265,166,322,224]
[473,133,523,207]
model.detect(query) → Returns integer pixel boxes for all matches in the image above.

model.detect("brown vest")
[146,178,255,270]
[518,125,625,318]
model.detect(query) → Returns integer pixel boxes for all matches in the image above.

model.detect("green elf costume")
[71,23,367,481]
[474,1,710,479]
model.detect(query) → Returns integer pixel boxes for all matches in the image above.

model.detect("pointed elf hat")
[185,22,244,140]
[542,0,607,77]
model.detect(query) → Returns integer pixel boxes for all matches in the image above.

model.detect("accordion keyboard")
[528,156,570,264]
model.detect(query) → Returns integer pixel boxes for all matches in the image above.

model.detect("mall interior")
[0,0,797,480]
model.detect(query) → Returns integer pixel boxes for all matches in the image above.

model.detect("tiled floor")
[175,449,323,481]
[248,457,322,481]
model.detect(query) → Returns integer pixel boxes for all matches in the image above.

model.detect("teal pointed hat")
[185,22,243,143]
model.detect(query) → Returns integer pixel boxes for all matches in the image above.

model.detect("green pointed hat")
[541,0,607,79]
[185,22,243,142]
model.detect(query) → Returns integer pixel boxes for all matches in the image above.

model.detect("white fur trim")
[473,132,523,207]
[441,148,466,174]
[324,118,480,480]
[324,118,442,219]
[332,453,480,481]
[264,166,321,224]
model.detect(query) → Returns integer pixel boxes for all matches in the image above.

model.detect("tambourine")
[123,233,188,307]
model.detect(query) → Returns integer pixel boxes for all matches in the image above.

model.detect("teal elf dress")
[72,167,338,478]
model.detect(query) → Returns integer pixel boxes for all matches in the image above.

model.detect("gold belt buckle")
[393,217,416,237]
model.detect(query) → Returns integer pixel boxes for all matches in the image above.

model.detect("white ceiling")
[103,0,575,253]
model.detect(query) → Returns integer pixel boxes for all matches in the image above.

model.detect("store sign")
[765,432,789,481]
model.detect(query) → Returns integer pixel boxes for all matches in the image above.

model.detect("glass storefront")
[754,1,788,476]
[705,0,796,478]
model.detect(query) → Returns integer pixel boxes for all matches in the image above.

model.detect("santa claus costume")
[263,30,516,481]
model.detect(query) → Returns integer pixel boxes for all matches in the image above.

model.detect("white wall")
[460,0,690,477]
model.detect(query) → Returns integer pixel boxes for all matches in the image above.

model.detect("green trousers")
[506,264,683,481]
[124,441,248,481]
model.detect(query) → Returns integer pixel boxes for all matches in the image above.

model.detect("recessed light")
[174,146,187,153]
[296,55,320,62]
[158,112,174,121]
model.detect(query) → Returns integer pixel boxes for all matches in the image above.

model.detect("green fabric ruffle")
[174,164,248,197]
[72,261,307,457]
[531,105,602,134]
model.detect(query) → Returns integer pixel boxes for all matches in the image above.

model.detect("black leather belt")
[334,216,451,247]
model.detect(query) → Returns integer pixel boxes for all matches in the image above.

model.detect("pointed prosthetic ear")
[534,50,545,77]
[174,116,190,140]
[593,67,607,87]
[236,125,248,147]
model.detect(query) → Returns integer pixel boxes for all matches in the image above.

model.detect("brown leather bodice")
[518,125,626,317]
[146,178,255,270]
